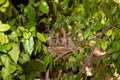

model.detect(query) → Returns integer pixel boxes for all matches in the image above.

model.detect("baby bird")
[61,27,67,46]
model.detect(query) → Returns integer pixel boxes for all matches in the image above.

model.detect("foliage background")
[0,0,120,80]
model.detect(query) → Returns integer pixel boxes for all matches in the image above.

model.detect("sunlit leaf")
[2,0,9,7]
[19,53,30,64]
[23,31,31,39]
[0,44,6,52]
[100,41,108,50]
[106,29,113,36]
[0,0,6,4]
[9,31,18,42]
[39,1,49,14]
[92,22,104,31]
[84,29,91,39]
[36,40,41,53]
[0,23,10,32]
[0,32,5,44]
[37,32,46,42]
[30,27,36,37]
[22,36,34,55]
[1,68,12,80]
[24,5,36,21]
[8,43,20,63]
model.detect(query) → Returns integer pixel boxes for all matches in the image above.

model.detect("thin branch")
[78,24,115,74]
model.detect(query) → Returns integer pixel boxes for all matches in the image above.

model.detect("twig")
[45,68,50,80]
[79,24,115,74]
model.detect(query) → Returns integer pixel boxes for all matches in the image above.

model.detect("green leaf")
[0,44,6,52]
[8,43,20,63]
[111,53,118,61]
[36,40,41,53]
[84,28,91,39]
[43,54,52,69]
[22,36,34,55]
[92,22,104,31]
[30,27,36,37]
[106,29,113,36]
[106,29,115,40]
[0,32,5,44]
[60,0,69,8]
[0,23,10,32]
[23,31,31,39]
[68,56,76,62]
[2,0,9,8]
[24,5,36,21]
[116,58,120,74]
[25,21,37,29]
[0,54,10,67]
[39,1,49,14]
[100,41,108,50]
[29,0,35,5]
[1,68,12,80]
[9,31,18,42]
[112,40,120,51]
[37,32,46,42]
[1,64,17,80]
[0,0,6,4]
[19,53,30,64]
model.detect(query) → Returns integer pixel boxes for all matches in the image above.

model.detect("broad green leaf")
[92,22,104,31]
[1,64,17,80]
[0,54,9,67]
[84,28,91,39]
[19,53,30,64]
[37,32,46,42]
[68,56,76,62]
[25,21,36,29]
[39,1,49,14]
[8,43,20,63]
[18,26,25,31]
[0,32,5,44]
[111,53,118,61]
[36,40,41,53]
[2,0,9,7]
[24,5,36,21]
[112,40,120,51]
[107,49,115,55]
[0,23,10,32]
[0,0,6,4]
[60,0,69,8]
[100,41,108,50]
[7,64,17,74]
[9,31,18,42]
[1,68,12,80]
[0,7,6,12]
[76,53,83,60]
[43,54,52,69]
[23,31,31,39]
[5,43,12,51]
[106,29,115,40]
[0,44,6,52]
[30,27,36,37]
[29,0,35,4]
[24,60,46,74]
[22,36,34,55]
[106,29,113,36]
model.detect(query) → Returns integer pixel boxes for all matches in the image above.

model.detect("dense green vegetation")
[0,0,120,80]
